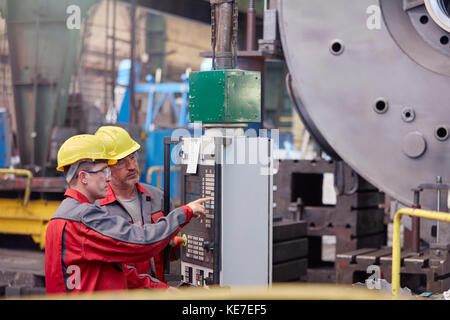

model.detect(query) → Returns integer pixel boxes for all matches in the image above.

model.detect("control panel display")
[181,165,216,286]
[185,175,201,203]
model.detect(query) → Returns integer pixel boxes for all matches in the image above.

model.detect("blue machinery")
[115,59,296,204]
[141,73,189,130]
[116,60,190,203]
[0,110,11,168]
[117,66,190,128]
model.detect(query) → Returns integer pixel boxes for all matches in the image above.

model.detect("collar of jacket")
[99,182,153,206]
[64,188,92,204]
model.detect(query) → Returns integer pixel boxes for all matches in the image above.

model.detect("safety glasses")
[84,166,111,179]
[112,152,139,168]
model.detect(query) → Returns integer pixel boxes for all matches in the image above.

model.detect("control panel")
[178,135,272,287]
[180,165,216,286]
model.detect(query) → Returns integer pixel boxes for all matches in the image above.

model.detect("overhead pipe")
[212,0,234,69]
[246,0,256,50]
[129,0,137,124]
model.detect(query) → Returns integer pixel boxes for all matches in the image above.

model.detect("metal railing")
[145,165,180,190]
[0,168,33,206]
[392,207,450,296]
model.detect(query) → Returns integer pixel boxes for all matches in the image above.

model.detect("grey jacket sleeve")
[80,205,189,245]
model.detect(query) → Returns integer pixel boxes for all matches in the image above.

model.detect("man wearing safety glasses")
[94,126,206,289]
[45,134,209,294]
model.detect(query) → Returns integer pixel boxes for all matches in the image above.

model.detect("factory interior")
[0,0,450,303]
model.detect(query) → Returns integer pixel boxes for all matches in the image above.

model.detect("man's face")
[109,152,140,188]
[81,163,111,200]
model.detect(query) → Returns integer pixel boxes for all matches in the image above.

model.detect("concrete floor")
[0,248,44,277]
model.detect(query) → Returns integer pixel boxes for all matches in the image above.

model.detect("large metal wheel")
[278,0,450,208]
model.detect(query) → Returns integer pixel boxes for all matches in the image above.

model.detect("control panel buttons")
[205,273,214,285]
[184,266,193,283]
[194,270,205,286]
[203,241,214,251]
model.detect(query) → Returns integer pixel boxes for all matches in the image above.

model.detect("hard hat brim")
[110,142,141,161]
[56,158,118,172]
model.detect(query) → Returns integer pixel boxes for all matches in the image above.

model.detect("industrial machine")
[178,127,273,287]
[273,158,386,283]
[261,0,450,292]
[115,59,191,204]
[165,0,274,287]
[0,0,100,250]
[0,1,145,250]
[1,0,449,296]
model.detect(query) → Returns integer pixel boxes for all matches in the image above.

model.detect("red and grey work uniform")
[99,183,180,285]
[45,188,192,294]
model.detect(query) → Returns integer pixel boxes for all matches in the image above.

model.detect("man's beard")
[119,169,140,187]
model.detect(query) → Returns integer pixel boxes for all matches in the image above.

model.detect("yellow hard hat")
[56,134,117,172]
[95,126,141,160]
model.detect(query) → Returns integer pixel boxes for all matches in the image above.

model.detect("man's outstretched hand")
[186,197,213,219]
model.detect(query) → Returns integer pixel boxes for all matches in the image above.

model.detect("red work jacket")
[45,188,192,294]
[99,183,180,283]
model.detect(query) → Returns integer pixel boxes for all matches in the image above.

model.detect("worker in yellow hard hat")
[45,133,208,294]
[94,126,141,194]
[95,125,211,289]
[55,134,117,202]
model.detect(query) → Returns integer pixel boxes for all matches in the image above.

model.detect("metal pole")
[163,138,171,217]
[31,9,41,169]
[215,1,233,69]
[213,137,222,285]
[436,176,442,243]
[104,0,110,115]
[162,137,183,283]
[163,137,171,277]
[246,0,256,50]
[111,0,117,113]
[129,0,137,124]
[411,188,421,252]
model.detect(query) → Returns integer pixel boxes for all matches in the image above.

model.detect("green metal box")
[188,70,261,123]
